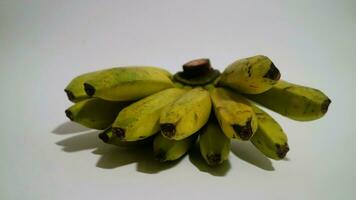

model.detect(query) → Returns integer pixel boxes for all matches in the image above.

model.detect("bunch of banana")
[63,55,331,169]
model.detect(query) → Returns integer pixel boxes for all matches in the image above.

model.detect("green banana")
[246,80,331,121]
[64,70,105,102]
[218,55,281,94]
[199,118,231,166]
[65,98,128,130]
[153,132,197,162]
[160,87,211,140]
[98,128,152,147]
[83,66,174,101]
[210,87,258,140]
[250,105,289,160]
[111,88,186,141]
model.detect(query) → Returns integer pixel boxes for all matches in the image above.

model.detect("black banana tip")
[263,62,281,81]
[65,110,73,121]
[112,127,125,140]
[84,83,95,96]
[321,98,331,114]
[64,89,75,101]
[276,143,290,159]
[160,123,176,138]
[207,154,222,166]
[98,132,110,143]
[232,119,253,140]
[154,150,167,162]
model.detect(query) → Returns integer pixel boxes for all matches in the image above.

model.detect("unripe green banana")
[64,70,105,102]
[98,128,152,147]
[65,98,128,130]
[83,66,174,101]
[160,87,211,140]
[218,55,281,94]
[210,87,258,140]
[250,105,289,160]
[153,133,197,162]
[111,88,186,141]
[199,119,231,166]
[246,80,331,121]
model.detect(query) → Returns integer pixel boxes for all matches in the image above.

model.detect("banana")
[98,128,152,147]
[65,98,128,130]
[199,118,231,166]
[153,132,197,162]
[246,80,331,121]
[64,70,105,102]
[210,87,258,140]
[83,66,174,101]
[250,104,289,160]
[111,88,186,141]
[218,55,281,94]
[160,87,211,140]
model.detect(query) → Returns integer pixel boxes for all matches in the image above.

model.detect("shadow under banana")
[53,121,179,174]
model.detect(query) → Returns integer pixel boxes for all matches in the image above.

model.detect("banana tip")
[112,127,126,140]
[276,143,289,159]
[65,110,73,121]
[98,132,109,143]
[64,89,75,101]
[321,98,331,114]
[154,150,167,162]
[84,83,95,96]
[160,123,176,138]
[232,119,253,140]
[207,154,222,166]
[263,62,281,81]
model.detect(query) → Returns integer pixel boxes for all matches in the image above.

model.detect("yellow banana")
[65,98,128,130]
[160,87,211,140]
[218,55,281,94]
[84,66,174,101]
[250,105,289,160]
[199,119,231,166]
[111,88,186,141]
[64,70,105,102]
[210,87,258,140]
[153,133,197,162]
[246,80,331,121]
[98,128,152,147]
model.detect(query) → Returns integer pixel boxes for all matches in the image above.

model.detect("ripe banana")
[83,66,174,101]
[250,105,289,160]
[218,55,281,94]
[160,87,211,140]
[210,87,258,140]
[98,128,152,147]
[111,88,186,141]
[65,98,128,130]
[199,119,231,166]
[246,80,331,121]
[153,132,197,162]
[64,70,105,102]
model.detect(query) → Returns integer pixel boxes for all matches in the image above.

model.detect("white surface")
[1,0,356,199]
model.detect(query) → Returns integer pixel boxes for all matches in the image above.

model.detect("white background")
[1,0,355,199]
